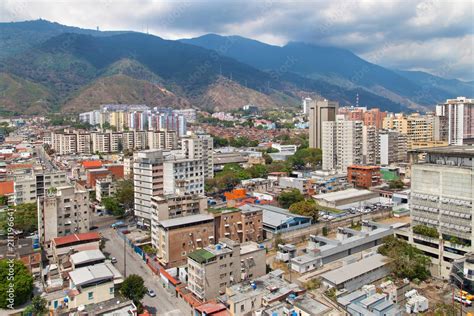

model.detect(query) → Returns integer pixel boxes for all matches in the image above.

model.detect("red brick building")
[347,165,381,189]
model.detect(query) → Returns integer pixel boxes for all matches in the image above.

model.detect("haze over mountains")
[0,20,472,116]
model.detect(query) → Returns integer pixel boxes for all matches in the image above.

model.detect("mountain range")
[0,19,472,116]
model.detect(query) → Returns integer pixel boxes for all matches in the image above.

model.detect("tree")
[263,153,273,165]
[0,260,34,308]
[0,195,7,206]
[115,179,134,210]
[213,136,229,148]
[289,148,322,169]
[273,233,285,249]
[120,274,147,306]
[102,197,124,217]
[277,189,304,209]
[0,203,37,234]
[378,236,431,281]
[247,164,268,178]
[389,179,404,189]
[289,200,319,222]
[24,295,47,315]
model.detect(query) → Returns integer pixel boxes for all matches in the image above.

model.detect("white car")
[147,289,156,297]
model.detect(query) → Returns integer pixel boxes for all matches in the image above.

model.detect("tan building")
[213,209,263,244]
[383,113,434,149]
[187,238,266,302]
[308,99,338,149]
[38,185,90,248]
[150,194,208,248]
[156,214,215,268]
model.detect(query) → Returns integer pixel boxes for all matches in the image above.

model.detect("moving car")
[147,289,156,297]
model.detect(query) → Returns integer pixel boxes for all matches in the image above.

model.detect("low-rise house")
[67,263,123,309]
[0,238,41,275]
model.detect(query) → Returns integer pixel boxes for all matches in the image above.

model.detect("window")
[241,304,245,312]
[88,292,94,300]
[109,287,114,294]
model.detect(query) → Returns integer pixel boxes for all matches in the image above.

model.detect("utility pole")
[124,236,127,277]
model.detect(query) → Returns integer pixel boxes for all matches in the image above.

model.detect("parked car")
[90,226,99,230]
[111,257,117,264]
[147,289,156,297]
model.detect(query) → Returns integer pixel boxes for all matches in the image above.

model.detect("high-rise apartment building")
[383,113,434,149]
[362,125,379,165]
[38,185,90,248]
[181,133,214,179]
[378,130,407,165]
[407,146,474,278]
[133,150,164,227]
[436,97,474,145]
[309,99,338,149]
[147,130,178,150]
[322,116,362,172]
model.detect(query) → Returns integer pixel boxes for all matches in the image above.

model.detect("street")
[100,227,193,316]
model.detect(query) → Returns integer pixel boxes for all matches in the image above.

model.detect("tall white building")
[436,97,474,145]
[133,150,164,227]
[181,133,214,179]
[38,185,90,248]
[322,116,362,172]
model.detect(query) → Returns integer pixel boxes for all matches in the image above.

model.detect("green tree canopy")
[277,189,304,209]
[289,200,319,222]
[247,164,268,178]
[115,179,134,209]
[289,148,322,169]
[120,274,147,306]
[0,259,34,308]
[0,203,37,234]
[24,295,47,315]
[102,197,124,217]
[378,236,431,281]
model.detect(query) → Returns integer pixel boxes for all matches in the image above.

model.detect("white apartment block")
[322,116,362,172]
[91,132,111,153]
[163,157,205,195]
[378,130,407,165]
[147,130,178,150]
[14,171,68,205]
[436,97,474,145]
[181,133,214,179]
[133,150,164,227]
[38,185,90,247]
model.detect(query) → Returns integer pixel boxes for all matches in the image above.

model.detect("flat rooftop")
[314,188,375,202]
[70,249,105,265]
[321,254,390,285]
[410,145,474,157]
[158,214,213,229]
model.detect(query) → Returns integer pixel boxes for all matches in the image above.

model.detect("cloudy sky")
[2,0,473,80]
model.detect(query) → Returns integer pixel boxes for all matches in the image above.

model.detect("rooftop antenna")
[96,26,99,32]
